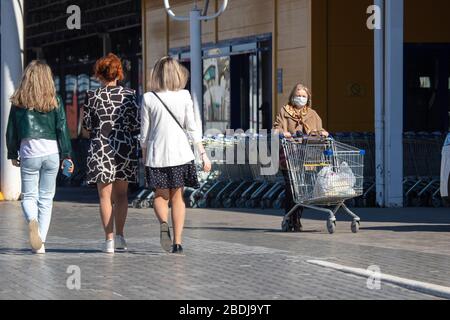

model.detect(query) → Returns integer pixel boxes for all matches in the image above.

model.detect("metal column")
[164,0,229,135]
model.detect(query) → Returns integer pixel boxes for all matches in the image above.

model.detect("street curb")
[307,260,450,300]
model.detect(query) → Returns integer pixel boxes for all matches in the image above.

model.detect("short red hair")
[94,53,124,82]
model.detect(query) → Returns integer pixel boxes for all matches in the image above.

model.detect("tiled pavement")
[1,187,450,300]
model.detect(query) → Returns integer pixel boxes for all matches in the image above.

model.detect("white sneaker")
[29,219,43,251]
[32,244,45,254]
[115,235,128,251]
[102,239,115,254]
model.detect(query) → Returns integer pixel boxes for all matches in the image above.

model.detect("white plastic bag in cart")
[312,162,356,199]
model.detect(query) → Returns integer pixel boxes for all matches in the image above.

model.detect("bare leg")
[170,188,185,245]
[97,183,114,240]
[153,189,170,224]
[112,181,129,237]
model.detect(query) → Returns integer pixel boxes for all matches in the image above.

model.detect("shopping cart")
[281,136,364,234]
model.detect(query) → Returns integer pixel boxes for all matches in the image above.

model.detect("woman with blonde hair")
[6,60,74,254]
[140,56,211,254]
[273,83,328,232]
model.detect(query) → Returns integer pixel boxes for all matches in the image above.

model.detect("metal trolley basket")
[282,136,365,234]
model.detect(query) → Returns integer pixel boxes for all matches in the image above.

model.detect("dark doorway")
[404,44,450,132]
[172,35,272,133]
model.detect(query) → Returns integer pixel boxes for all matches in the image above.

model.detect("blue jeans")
[20,154,60,242]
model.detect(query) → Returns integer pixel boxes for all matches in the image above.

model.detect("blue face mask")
[293,96,308,107]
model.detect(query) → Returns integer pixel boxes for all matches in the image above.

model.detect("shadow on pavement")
[46,248,102,254]
[53,187,450,227]
[361,224,450,232]
[54,186,141,204]
[213,207,450,225]
[0,248,33,255]
[184,226,322,233]
[54,186,99,204]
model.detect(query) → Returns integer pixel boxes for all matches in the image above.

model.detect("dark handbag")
[151,91,187,135]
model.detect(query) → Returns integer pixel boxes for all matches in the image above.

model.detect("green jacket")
[6,96,73,160]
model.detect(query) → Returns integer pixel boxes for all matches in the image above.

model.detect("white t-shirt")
[20,139,59,159]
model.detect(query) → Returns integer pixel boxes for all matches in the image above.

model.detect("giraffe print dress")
[83,86,140,184]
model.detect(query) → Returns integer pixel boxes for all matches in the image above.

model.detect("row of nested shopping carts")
[132,133,365,211]
[332,131,446,207]
[133,134,287,210]
[131,131,447,210]
[132,133,366,234]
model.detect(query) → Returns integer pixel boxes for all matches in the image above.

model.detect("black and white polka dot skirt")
[145,161,200,190]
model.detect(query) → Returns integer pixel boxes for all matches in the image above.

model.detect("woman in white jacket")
[140,57,211,254]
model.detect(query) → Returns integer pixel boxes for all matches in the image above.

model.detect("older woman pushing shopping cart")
[281,135,365,234]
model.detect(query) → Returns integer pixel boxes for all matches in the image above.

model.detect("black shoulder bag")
[151,91,187,135]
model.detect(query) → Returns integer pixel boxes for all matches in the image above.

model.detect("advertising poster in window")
[203,50,230,132]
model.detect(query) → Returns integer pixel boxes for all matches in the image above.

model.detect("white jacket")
[140,90,202,168]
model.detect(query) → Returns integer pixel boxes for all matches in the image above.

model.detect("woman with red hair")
[83,53,140,253]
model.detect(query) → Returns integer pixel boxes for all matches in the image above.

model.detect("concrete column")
[1,0,24,201]
[374,0,404,207]
[374,0,385,207]
[384,0,404,207]
[189,9,204,135]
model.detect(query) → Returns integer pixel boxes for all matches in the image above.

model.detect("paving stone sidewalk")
[1,187,449,300]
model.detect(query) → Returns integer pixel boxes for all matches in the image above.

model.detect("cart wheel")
[273,199,283,209]
[139,200,149,209]
[326,220,336,234]
[411,196,422,207]
[431,196,442,208]
[355,197,364,208]
[185,198,194,208]
[362,198,368,207]
[249,199,258,208]
[198,199,208,208]
[260,200,266,209]
[223,198,233,208]
[346,199,355,208]
[132,199,140,208]
[236,198,246,208]
[351,220,360,233]
[281,219,291,232]
[261,199,271,209]
[211,198,221,208]
[403,195,410,207]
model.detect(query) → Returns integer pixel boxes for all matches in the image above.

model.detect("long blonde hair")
[10,60,58,112]
[148,56,189,92]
